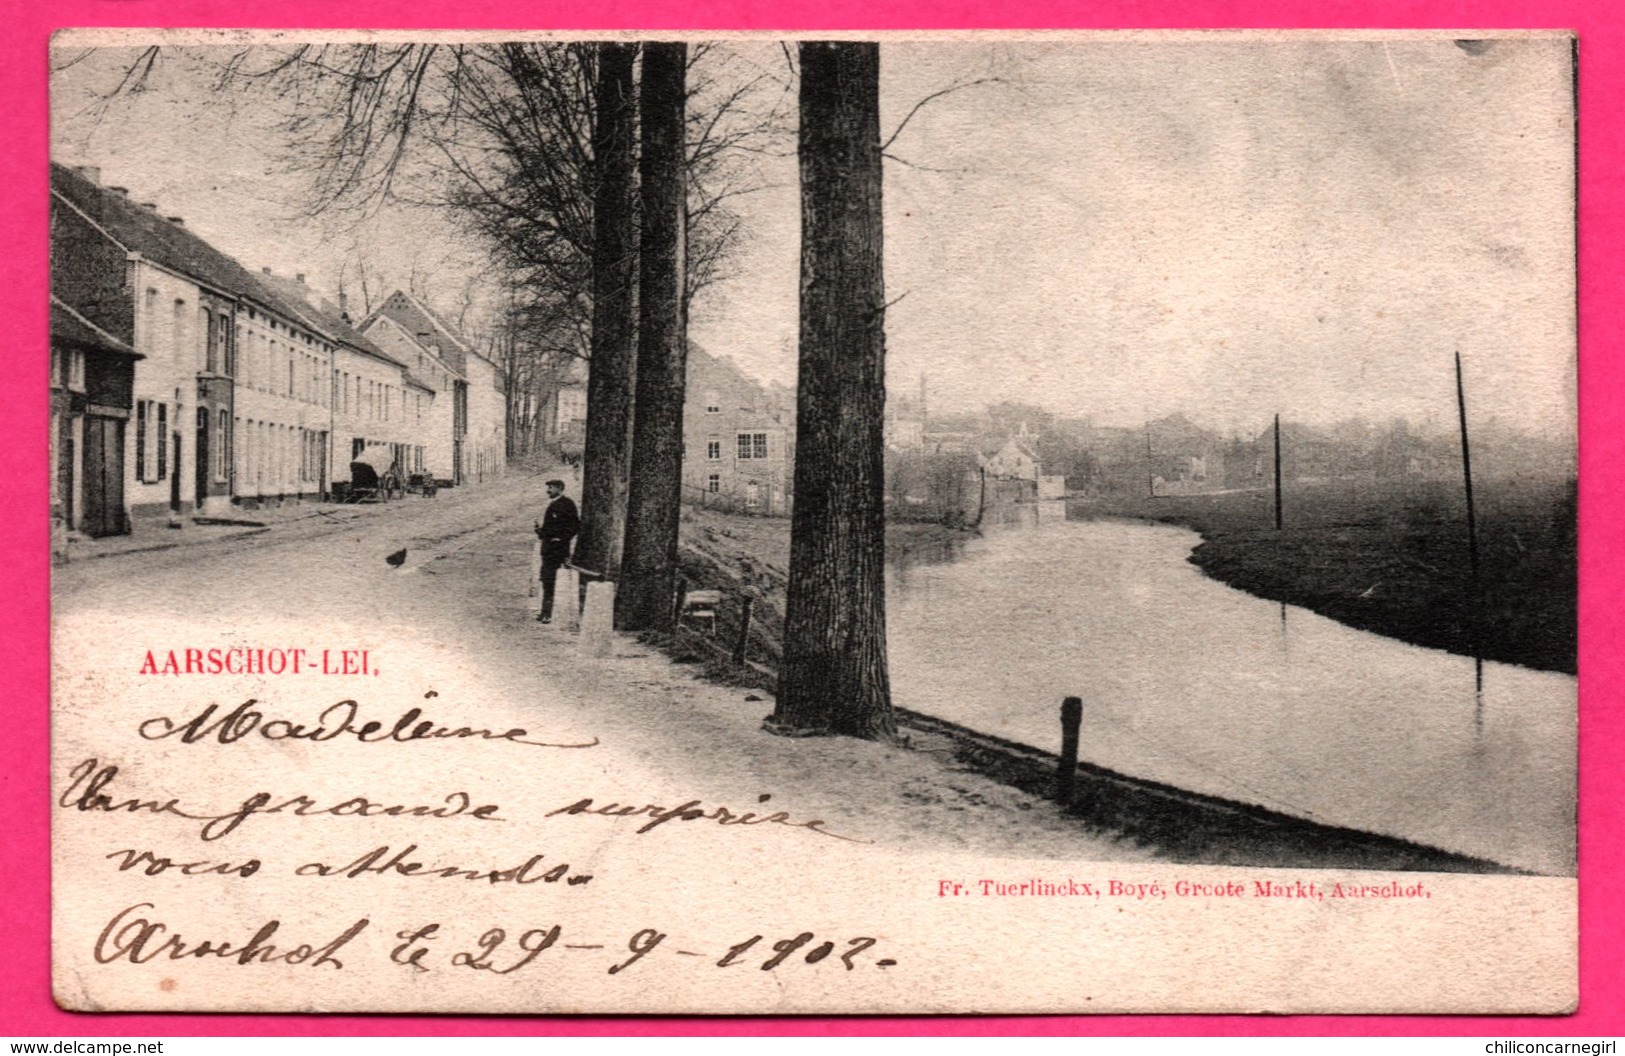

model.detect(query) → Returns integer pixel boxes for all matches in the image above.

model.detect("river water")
[885,504,1577,876]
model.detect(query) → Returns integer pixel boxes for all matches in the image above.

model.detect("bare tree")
[771,41,896,741]
[618,43,689,631]
[575,42,639,580]
[75,42,786,520]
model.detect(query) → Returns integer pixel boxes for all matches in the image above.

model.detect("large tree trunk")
[772,42,896,740]
[618,42,689,631]
[574,42,639,580]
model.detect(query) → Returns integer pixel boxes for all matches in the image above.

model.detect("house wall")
[463,352,507,484]
[328,344,416,483]
[193,291,236,514]
[683,353,793,515]
[360,315,459,480]
[230,303,331,504]
[126,260,207,525]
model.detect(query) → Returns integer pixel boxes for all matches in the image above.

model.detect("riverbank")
[665,504,1530,874]
[1079,477,1576,675]
[671,507,968,680]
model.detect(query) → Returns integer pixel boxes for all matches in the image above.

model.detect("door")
[81,416,126,537]
[58,416,75,531]
[196,407,210,509]
[170,431,181,513]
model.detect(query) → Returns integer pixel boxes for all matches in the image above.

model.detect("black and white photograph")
[48,30,1577,1014]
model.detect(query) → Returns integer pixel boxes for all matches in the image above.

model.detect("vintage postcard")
[48,29,1577,1014]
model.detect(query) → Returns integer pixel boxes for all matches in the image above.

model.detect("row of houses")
[49,162,506,544]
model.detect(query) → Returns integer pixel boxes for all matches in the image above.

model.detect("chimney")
[261,267,272,275]
[72,165,101,184]
[107,186,128,198]
[167,216,185,226]
[140,201,158,211]
[295,273,306,285]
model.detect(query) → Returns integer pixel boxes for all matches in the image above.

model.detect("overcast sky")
[51,33,1576,436]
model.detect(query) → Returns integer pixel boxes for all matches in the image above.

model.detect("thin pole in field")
[1144,425,1155,498]
[1456,351,1480,580]
[1273,413,1284,531]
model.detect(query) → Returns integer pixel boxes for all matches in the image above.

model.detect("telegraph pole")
[1273,413,1283,531]
[1456,351,1480,580]
[1144,425,1155,498]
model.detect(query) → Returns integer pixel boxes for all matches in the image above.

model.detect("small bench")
[680,589,722,634]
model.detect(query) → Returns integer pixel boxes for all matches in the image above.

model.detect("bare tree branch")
[879,75,1002,153]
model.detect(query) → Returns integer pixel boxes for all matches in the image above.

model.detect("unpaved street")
[54,469,1148,862]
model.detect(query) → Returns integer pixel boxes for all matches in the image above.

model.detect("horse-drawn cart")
[342,447,404,503]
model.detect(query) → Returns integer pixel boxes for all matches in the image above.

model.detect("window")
[706,438,721,461]
[143,289,158,350]
[155,403,167,479]
[201,307,216,373]
[705,391,720,414]
[737,432,768,460]
[135,401,147,481]
[707,474,720,494]
[215,410,229,483]
[745,481,761,509]
[66,350,86,392]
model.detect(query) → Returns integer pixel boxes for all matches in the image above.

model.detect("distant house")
[354,309,461,482]
[885,400,926,452]
[885,374,928,452]
[541,376,587,461]
[1037,474,1068,500]
[362,290,508,486]
[978,425,1042,482]
[50,297,143,544]
[684,346,794,515]
[1259,420,1339,482]
[1221,437,1264,489]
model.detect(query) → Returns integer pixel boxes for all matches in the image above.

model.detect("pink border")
[5,0,1617,1038]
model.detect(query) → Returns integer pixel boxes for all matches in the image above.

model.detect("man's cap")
[546,479,566,488]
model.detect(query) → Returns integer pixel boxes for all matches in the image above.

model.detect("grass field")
[1083,474,1576,674]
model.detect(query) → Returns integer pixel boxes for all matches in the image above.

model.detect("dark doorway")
[81,416,126,537]
[196,407,210,512]
[170,431,182,514]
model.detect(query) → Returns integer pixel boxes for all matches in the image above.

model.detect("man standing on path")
[535,478,580,624]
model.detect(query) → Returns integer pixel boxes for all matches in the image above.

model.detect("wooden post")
[1273,413,1284,531]
[529,537,542,611]
[1055,696,1082,805]
[1456,351,1480,580]
[672,576,689,627]
[733,595,755,665]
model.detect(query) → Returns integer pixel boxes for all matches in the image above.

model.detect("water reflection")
[884,516,1576,875]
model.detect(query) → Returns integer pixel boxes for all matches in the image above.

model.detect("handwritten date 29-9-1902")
[394,922,896,976]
